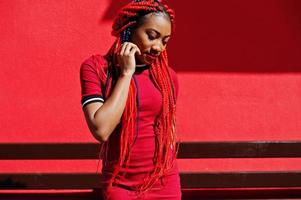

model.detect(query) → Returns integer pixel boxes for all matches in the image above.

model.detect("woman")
[80,0,181,199]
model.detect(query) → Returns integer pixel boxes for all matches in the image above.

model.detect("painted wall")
[1,0,301,175]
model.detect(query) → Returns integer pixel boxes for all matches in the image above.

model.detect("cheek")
[131,30,151,51]
[136,37,151,51]
[136,43,147,52]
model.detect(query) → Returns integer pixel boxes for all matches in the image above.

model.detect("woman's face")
[131,12,172,65]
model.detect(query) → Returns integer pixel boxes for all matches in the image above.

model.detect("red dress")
[80,55,181,200]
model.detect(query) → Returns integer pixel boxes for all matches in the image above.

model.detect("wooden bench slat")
[1,189,301,199]
[1,172,301,189]
[0,143,100,160]
[0,173,98,189]
[178,141,301,158]
[1,141,301,159]
[180,171,301,188]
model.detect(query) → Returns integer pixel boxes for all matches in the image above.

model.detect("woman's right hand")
[117,42,141,76]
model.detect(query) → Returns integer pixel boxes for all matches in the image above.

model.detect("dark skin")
[131,12,171,65]
[117,12,171,73]
[83,13,172,142]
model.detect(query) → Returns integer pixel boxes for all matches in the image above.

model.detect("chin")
[143,55,157,65]
[137,56,151,65]
[136,60,149,66]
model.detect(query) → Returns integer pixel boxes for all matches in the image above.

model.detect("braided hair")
[103,0,178,196]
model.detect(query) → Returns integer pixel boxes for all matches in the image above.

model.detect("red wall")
[1,0,301,175]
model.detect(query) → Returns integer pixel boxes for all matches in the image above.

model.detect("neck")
[135,63,150,73]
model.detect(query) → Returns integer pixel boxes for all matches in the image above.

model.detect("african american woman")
[80,0,181,199]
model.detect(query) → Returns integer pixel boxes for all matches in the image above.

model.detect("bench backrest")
[1,141,301,198]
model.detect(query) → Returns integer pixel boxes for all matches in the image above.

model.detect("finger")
[136,46,141,55]
[130,45,141,56]
[131,44,141,55]
[120,42,128,55]
[124,43,134,55]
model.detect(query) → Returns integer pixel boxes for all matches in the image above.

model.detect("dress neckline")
[135,64,150,74]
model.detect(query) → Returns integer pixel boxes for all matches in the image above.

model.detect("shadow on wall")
[100,0,301,72]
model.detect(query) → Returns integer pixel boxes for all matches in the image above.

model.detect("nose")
[151,41,164,55]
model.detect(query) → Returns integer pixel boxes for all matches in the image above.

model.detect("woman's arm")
[82,42,141,142]
[83,73,132,142]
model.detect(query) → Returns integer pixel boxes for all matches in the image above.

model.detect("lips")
[145,53,158,60]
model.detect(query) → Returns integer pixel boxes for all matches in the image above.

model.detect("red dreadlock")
[103,0,178,196]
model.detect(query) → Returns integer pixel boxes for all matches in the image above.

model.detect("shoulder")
[168,66,177,76]
[167,67,178,84]
[81,54,107,70]
[167,66,179,98]
[80,54,108,80]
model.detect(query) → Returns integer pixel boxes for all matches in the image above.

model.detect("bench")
[1,141,301,199]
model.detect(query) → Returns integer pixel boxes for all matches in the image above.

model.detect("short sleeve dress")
[80,55,181,200]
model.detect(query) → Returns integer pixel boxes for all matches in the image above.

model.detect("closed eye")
[147,32,157,40]
[146,29,170,45]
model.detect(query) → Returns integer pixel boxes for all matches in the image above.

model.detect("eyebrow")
[147,28,171,39]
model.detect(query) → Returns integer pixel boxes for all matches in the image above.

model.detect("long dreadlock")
[102,0,178,196]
